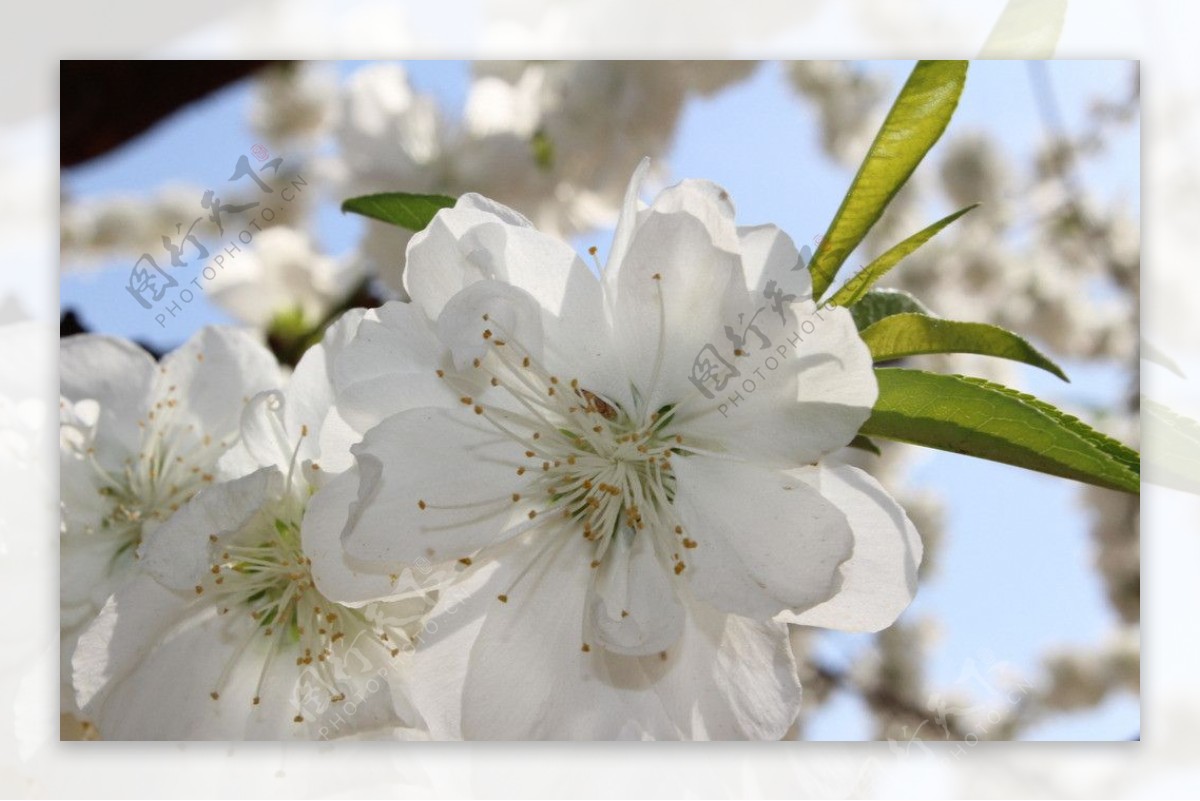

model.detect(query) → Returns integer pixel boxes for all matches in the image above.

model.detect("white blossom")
[307,162,922,739]
[59,328,283,712]
[207,226,358,330]
[71,316,443,739]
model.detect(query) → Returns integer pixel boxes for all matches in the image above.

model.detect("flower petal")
[286,307,369,459]
[139,467,283,591]
[737,223,812,299]
[409,531,801,739]
[670,454,853,620]
[675,299,877,468]
[74,573,403,740]
[331,302,458,437]
[436,279,545,371]
[342,407,533,566]
[781,463,922,632]
[586,527,684,656]
[158,326,284,439]
[60,335,156,463]
[404,196,627,407]
[606,188,744,412]
[404,193,591,323]
[603,156,651,276]
[305,466,428,606]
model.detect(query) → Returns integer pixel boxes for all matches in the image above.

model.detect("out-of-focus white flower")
[331,62,444,196]
[207,226,358,330]
[324,63,445,298]
[59,328,283,712]
[60,187,201,266]
[329,61,758,297]
[939,133,1011,213]
[309,163,922,739]
[787,61,889,165]
[71,315,444,739]
[250,63,337,144]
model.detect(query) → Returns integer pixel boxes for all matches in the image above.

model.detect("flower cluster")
[61,166,922,740]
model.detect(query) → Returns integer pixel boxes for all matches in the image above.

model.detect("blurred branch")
[810,659,970,740]
[61,60,285,168]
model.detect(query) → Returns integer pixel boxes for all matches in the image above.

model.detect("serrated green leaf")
[341,192,456,231]
[829,205,977,308]
[849,289,934,330]
[860,313,1068,381]
[809,60,968,301]
[860,368,1140,494]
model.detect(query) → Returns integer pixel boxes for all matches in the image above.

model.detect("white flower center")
[196,440,422,720]
[430,310,698,586]
[61,386,230,556]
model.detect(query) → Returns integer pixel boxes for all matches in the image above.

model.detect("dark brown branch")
[60,60,285,168]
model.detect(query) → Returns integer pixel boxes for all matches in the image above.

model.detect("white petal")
[60,527,135,628]
[305,466,425,606]
[139,467,283,590]
[332,302,457,436]
[782,464,922,632]
[603,156,651,277]
[403,193,590,322]
[644,179,740,253]
[342,408,532,566]
[413,532,801,739]
[651,590,802,740]
[404,197,626,407]
[675,299,877,468]
[436,279,545,371]
[607,197,743,412]
[737,223,812,299]
[74,574,403,740]
[671,454,852,620]
[285,306,369,459]
[158,326,284,438]
[73,572,190,715]
[59,335,156,462]
[219,390,291,476]
[586,527,684,656]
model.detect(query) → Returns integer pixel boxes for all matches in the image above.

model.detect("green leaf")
[809,60,969,301]
[849,289,934,330]
[860,368,1140,494]
[829,205,977,308]
[860,313,1068,381]
[341,192,456,231]
[847,435,882,456]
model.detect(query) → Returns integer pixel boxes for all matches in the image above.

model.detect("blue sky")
[60,60,1139,740]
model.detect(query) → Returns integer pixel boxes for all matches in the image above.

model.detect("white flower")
[207,226,357,330]
[331,62,444,197]
[71,315,444,739]
[249,63,337,144]
[59,327,282,713]
[331,61,752,298]
[312,162,923,739]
